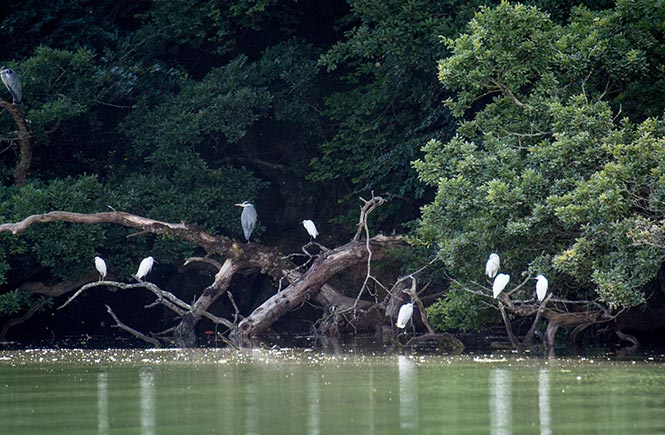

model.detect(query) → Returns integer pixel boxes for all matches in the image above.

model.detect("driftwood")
[0,196,415,347]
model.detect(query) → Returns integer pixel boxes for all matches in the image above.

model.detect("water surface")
[1,348,665,434]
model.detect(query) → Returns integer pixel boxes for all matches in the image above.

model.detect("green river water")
[1,348,665,434]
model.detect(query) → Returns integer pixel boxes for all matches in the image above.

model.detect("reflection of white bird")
[0,67,22,104]
[486,253,500,279]
[94,256,107,281]
[134,256,154,281]
[396,302,414,329]
[234,201,257,242]
[536,274,548,302]
[493,273,510,298]
[302,219,319,239]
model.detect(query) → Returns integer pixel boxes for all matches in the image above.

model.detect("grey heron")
[234,201,257,242]
[0,67,21,104]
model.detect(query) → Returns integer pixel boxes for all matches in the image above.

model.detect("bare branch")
[183,256,223,270]
[0,210,221,252]
[105,305,161,348]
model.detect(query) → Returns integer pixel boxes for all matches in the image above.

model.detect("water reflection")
[244,370,259,435]
[489,368,511,435]
[398,355,417,432]
[139,368,155,435]
[306,371,320,435]
[97,371,109,435]
[5,349,665,434]
[539,368,551,435]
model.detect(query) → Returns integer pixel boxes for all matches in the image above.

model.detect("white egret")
[302,219,318,239]
[234,201,257,242]
[0,67,21,104]
[536,274,548,302]
[134,256,154,281]
[492,273,510,298]
[94,256,107,281]
[396,302,414,329]
[486,253,500,279]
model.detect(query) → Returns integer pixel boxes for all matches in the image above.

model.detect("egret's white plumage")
[0,67,21,104]
[134,256,154,280]
[302,219,318,239]
[94,256,107,281]
[493,273,510,298]
[396,302,414,329]
[235,201,257,242]
[536,274,548,302]
[486,253,500,279]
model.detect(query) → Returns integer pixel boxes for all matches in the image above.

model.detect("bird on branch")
[234,201,257,242]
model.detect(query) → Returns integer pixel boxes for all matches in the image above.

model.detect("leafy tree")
[416,1,665,330]
[312,0,491,229]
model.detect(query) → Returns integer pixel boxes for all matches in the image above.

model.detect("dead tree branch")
[105,305,161,348]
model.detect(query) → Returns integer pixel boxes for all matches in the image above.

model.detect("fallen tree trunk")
[0,197,411,348]
[230,235,405,345]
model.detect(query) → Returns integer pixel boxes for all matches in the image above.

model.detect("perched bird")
[302,219,319,239]
[0,67,22,104]
[234,201,257,242]
[485,253,500,279]
[536,274,549,302]
[493,273,510,298]
[94,256,107,281]
[134,256,154,281]
[396,302,414,329]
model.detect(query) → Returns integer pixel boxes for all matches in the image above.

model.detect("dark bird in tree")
[234,201,257,242]
[0,67,22,104]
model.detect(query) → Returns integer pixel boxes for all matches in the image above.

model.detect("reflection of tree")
[139,368,155,435]
[306,371,320,435]
[398,355,418,432]
[539,368,551,435]
[97,372,108,435]
[489,368,511,435]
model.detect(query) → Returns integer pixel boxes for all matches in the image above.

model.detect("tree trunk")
[230,235,404,345]
[0,101,33,187]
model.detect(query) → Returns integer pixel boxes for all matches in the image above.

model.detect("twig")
[106,305,161,348]
[226,291,242,324]
[404,276,436,334]
[523,293,552,345]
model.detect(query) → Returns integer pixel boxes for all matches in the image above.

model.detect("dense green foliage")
[0,0,664,338]
[417,0,665,329]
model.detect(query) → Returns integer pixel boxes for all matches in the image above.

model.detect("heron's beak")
[234,203,244,207]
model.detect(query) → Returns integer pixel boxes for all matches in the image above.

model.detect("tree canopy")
[416,0,665,330]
